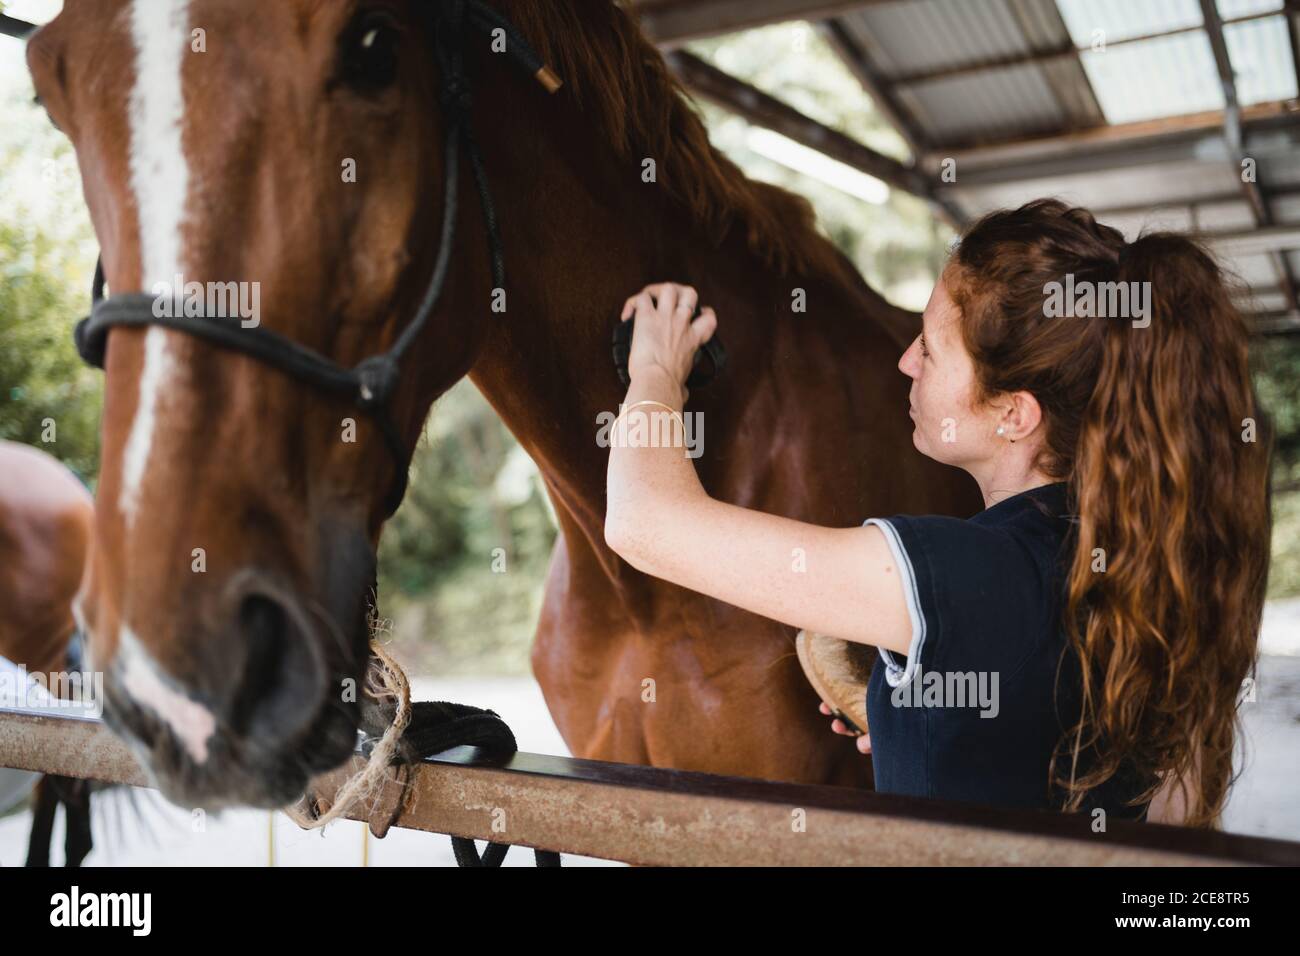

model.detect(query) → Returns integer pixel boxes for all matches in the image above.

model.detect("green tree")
[0,222,101,483]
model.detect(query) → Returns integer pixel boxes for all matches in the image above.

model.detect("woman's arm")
[604,283,913,655]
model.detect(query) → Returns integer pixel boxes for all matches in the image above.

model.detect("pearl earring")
[996,426,1005,436]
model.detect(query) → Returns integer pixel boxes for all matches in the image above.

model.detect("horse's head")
[27,0,543,807]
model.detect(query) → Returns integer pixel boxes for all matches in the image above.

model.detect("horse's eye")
[341,10,401,93]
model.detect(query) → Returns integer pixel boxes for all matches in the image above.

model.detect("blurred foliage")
[0,224,102,483]
[1251,337,1300,599]
[0,58,100,484]
[376,379,559,598]
[1253,337,1300,488]
[376,380,557,673]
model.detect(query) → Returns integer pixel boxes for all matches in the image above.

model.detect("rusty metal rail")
[3,706,1299,866]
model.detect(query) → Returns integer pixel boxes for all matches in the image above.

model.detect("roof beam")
[633,0,882,49]
[665,49,962,226]
[1091,186,1300,219]
[1002,0,1104,143]
[1200,0,1299,314]
[1199,223,1300,259]
[1287,0,1300,102]
[927,100,1298,172]
[877,9,1281,88]
[1253,311,1300,335]
[816,17,931,157]
[887,42,1078,88]
[932,130,1298,192]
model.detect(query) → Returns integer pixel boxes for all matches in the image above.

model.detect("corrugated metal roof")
[1088,207,1196,240]
[819,0,1296,319]
[1056,0,1204,46]
[839,0,1101,145]
[1196,199,1264,231]
[1251,290,1292,311]
[1232,253,1285,284]
[1216,0,1284,19]
[1078,31,1225,124]
[949,155,1247,216]
[898,63,1070,143]
[1256,140,1300,189]
[1274,195,1300,222]
[840,0,1060,77]
[843,0,1297,140]
[1038,55,1106,120]
[1225,15,1299,105]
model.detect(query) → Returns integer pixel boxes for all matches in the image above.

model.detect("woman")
[604,199,1271,827]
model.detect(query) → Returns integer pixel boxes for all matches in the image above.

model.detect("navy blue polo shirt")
[863,481,1155,819]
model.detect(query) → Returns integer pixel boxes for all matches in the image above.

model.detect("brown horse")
[0,441,92,686]
[27,0,978,809]
[0,440,96,864]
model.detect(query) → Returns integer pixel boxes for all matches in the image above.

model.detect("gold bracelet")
[612,400,687,441]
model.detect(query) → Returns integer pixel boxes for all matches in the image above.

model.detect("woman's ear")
[996,391,1044,442]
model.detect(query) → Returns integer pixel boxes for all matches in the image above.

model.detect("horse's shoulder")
[0,441,93,537]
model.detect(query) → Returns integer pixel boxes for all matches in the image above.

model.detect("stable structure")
[6,1,1298,328]
[632,0,1300,332]
[4,705,1300,865]
[3,0,1300,868]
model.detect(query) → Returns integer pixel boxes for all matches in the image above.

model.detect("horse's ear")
[26,18,71,131]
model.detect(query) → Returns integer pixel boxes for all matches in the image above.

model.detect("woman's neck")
[973,462,1060,509]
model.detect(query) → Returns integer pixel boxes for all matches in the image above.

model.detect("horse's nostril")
[228,593,323,741]
[232,595,290,729]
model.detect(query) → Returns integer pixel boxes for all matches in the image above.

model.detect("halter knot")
[439,78,472,112]
[355,355,400,410]
[74,315,108,369]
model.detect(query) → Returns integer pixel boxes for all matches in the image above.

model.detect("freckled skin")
[899,277,984,468]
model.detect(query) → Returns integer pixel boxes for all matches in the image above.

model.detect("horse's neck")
[460,67,886,566]
[466,176,694,538]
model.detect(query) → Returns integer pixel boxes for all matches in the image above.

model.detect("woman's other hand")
[819,701,871,754]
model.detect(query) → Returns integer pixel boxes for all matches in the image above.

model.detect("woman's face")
[898,275,992,468]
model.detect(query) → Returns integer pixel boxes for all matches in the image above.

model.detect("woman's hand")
[819,701,872,754]
[619,282,718,398]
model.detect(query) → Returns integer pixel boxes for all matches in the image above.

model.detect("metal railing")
[3,705,1299,866]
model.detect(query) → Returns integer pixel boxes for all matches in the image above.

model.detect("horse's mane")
[507,0,860,284]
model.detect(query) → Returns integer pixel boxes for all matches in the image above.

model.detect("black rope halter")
[73,0,561,519]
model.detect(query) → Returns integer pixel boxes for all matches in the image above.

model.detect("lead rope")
[282,640,411,833]
[284,634,560,866]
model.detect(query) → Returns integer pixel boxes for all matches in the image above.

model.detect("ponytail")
[1059,233,1271,826]
[947,200,1273,826]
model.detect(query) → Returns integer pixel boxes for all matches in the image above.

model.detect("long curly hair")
[945,199,1273,827]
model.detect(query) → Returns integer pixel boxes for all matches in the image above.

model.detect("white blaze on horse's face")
[118,627,216,765]
[118,0,193,528]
